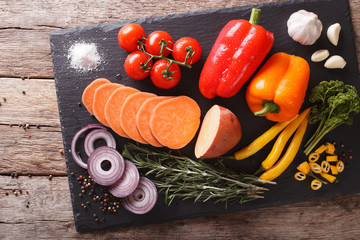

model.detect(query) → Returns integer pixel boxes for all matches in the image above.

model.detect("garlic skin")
[287,10,323,45]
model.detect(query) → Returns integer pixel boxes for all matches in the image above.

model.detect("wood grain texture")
[0,125,65,175]
[0,0,359,238]
[0,78,60,126]
[1,176,359,239]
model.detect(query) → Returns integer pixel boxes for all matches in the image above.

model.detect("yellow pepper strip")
[297,161,311,175]
[311,179,322,190]
[330,165,338,175]
[315,144,328,154]
[261,108,311,170]
[321,161,330,173]
[326,142,335,155]
[308,152,320,162]
[259,114,309,181]
[336,161,345,173]
[309,162,322,174]
[233,119,293,160]
[294,172,306,181]
[320,173,337,183]
[326,155,338,162]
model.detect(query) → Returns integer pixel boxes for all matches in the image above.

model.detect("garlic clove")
[327,23,341,46]
[287,10,323,45]
[324,55,346,69]
[311,49,330,62]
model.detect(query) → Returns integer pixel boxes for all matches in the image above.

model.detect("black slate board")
[50,0,360,232]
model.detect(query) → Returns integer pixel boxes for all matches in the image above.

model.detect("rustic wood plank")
[0,78,60,126]
[0,125,65,175]
[0,78,66,175]
[0,0,286,28]
[0,30,54,78]
[1,175,359,239]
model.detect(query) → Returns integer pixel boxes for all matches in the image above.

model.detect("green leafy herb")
[122,143,275,207]
[304,80,360,155]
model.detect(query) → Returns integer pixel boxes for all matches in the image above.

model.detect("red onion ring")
[87,146,125,186]
[108,160,140,198]
[122,177,158,214]
[71,124,106,169]
[84,129,116,157]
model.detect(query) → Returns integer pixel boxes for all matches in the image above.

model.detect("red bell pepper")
[199,8,274,98]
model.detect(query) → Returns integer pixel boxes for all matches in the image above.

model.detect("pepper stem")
[254,100,280,116]
[249,8,261,25]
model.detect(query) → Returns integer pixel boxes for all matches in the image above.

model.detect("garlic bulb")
[287,10,323,45]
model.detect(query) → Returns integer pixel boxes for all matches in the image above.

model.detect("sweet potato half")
[195,105,242,158]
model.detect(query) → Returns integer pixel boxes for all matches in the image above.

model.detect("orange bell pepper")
[246,52,310,122]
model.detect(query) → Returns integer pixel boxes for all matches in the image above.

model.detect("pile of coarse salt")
[68,42,102,72]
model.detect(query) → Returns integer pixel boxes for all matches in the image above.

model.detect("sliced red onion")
[108,160,140,198]
[87,146,125,186]
[122,177,158,215]
[71,124,106,169]
[84,129,116,157]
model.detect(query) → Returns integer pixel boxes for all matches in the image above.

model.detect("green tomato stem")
[137,40,192,69]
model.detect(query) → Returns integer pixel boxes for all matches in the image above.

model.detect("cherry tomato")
[124,51,153,80]
[172,37,202,65]
[150,59,181,89]
[145,31,173,57]
[118,23,145,52]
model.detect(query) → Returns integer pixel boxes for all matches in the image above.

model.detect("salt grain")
[68,42,102,72]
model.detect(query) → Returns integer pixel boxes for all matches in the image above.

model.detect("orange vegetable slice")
[311,179,322,190]
[325,142,336,155]
[120,92,157,144]
[309,162,322,174]
[294,172,306,181]
[320,173,336,183]
[150,96,201,149]
[104,87,139,138]
[308,152,320,162]
[82,78,110,115]
[93,83,124,126]
[321,161,330,173]
[297,161,311,175]
[336,161,345,173]
[136,96,173,147]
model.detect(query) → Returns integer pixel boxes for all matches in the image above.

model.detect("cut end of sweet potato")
[195,105,242,159]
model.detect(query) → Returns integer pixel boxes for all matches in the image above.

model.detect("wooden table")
[0,0,359,238]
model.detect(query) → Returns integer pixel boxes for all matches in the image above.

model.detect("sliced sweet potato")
[120,92,157,144]
[150,96,201,149]
[136,96,173,147]
[82,78,110,115]
[105,87,140,138]
[93,83,124,126]
[194,105,242,158]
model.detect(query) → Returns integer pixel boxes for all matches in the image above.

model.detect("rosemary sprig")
[122,143,275,207]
